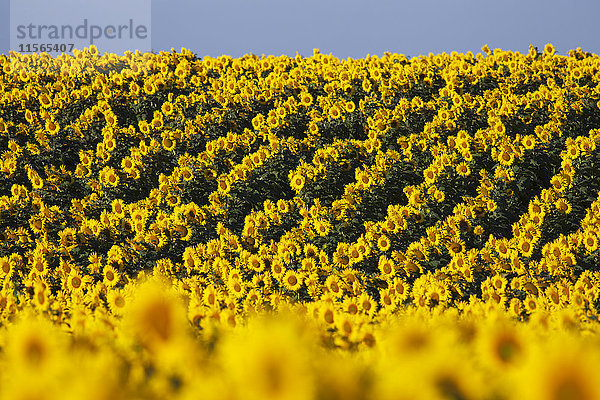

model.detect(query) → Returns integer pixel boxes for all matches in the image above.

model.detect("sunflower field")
[1,43,600,399]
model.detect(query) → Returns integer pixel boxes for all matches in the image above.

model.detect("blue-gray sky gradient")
[2,0,599,58]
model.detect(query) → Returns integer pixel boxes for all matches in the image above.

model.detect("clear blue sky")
[2,0,599,59]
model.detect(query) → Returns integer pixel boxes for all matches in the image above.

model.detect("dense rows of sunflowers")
[1,42,600,398]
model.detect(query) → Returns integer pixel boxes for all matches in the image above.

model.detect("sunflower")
[270,257,286,281]
[313,218,331,237]
[66,270,91,294]
[354,238,371,258]
[524,294,539,314]
[202,284,220,309]
[473,225,484,235]
[378,255,396,279]
[550,175,565,191]
[408,190,426,207]
[423,167,438,184]
[521,135,536,150]
[320,303,336,325]
[498,150,514,166]
[456,162,471,177]
[32,280,51,311]
[342,296,360,316]
[245,288,263,305]
[361,78,372,92]
[345,100,356,113]
[111,199,126,218]
[347,244,362,263]
[434,190,446,202]
[102,263,121,288]
[28,215,45,234]
[247,254,265,273]
[355,169,372,187]
[545,285,562,309]
[161,101,174,115]
[217,177,231,195]
[300,92,313,107]
[172,223,192,241]
[583,231,598,253]
[555,198,572,214]
[227,277,246,299]
[39,93,52,108]
[143,81,156,95]
[30,254,49,277]
[494,122,506,135]
[358,292,377,317]
[328,104,342,120]
[528,200,544,215]
[490,274,508,293]
[325,274,343,299]
[58,227,77,247]
[377,235,391,252]
[107,288,127,315]
[180,166,194,182]
[282,270,303,291]
[251,114,265,131]
[290,172,306,192]
[105,168,119,187]
[301,257,317,273]
[446,238,465,255]
[378,288,396,312]
[494,238,512,259]
[302,243,318,259]
[162,136,176,151]
[517,238,534,258]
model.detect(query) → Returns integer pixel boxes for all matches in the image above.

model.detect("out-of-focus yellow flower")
[122,277,190,353]
[515,332,600,400]
[218,314,316,400]
[4,309,67,372]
